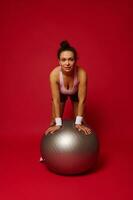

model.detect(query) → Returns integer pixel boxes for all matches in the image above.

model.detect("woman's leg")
[72,101,78,119]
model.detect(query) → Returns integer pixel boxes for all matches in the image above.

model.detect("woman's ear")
[58,60,61,66]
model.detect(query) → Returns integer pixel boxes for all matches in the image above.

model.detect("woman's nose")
[66,60,69,65]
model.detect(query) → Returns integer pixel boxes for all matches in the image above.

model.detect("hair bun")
[60,40,70,48]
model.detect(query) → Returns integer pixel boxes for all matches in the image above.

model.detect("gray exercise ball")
[40,120,99,175]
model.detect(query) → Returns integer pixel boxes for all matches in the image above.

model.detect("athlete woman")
[45,40,92,135]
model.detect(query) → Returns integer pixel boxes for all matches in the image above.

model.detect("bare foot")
[39,157,45,162]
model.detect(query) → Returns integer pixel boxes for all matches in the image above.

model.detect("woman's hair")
[57,40,78,61]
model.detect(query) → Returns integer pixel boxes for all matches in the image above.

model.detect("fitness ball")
[40,120,99,175]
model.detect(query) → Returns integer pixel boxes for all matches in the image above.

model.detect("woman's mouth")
[65,67,71,70]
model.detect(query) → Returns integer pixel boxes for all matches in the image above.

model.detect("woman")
[45,40,92,135]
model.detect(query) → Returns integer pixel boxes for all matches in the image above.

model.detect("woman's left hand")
[75,124,92,135]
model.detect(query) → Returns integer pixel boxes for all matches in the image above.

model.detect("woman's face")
[59,51,76,73]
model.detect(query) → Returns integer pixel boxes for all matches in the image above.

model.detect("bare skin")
[45,50,92,135]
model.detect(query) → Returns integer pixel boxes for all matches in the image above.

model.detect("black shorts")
[60,92,79,103]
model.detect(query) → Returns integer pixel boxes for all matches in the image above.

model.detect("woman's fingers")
[76,125,92,135]
[82,127,88,135]
[51,127,57,134]
[85,127,92,135]
[45,127,55,135]
[46,126,61,134]
[48,127,56,134]
[84,127,92,135]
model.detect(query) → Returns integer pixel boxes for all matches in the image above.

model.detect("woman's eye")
[69,58,74,61]
[61,59,66,62]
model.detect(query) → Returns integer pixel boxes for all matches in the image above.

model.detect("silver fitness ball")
[40,120,99,175]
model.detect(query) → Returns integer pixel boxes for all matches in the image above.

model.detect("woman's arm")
[77,69,87,116]
[74,69,91,135]
[45,70,62,134]
[49,70,61,118]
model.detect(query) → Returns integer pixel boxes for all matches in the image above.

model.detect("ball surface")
[40,120,99,175]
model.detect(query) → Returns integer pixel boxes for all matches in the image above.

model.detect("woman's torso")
[50,65,87,99]
[58,65,79,95]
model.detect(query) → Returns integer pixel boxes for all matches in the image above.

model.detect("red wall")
[1,0,130,142]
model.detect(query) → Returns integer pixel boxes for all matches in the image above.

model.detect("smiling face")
[59,51,76,73]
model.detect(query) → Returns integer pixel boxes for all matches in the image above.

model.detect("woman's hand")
[45,125,62,135]
[75,124,92,135]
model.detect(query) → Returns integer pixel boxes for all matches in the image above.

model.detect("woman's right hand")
[45,125,62,135]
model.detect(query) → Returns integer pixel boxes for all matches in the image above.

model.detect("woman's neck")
[61,67,75,77]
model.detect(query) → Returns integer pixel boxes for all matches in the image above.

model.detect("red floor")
[0,124,132,200]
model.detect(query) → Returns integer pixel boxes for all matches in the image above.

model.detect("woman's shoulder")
[49,66,60,81]
[77,65,88,78]
[50,65,60,74]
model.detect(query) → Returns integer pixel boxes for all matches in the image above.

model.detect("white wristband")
[75,116,83,125]
[55,117,62,126]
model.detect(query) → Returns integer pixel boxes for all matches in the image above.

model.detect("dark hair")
[57,40,78,61]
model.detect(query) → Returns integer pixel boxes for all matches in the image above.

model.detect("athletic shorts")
[60,92,79,103]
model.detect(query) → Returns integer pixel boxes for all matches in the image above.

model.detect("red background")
[0,0,132,200]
